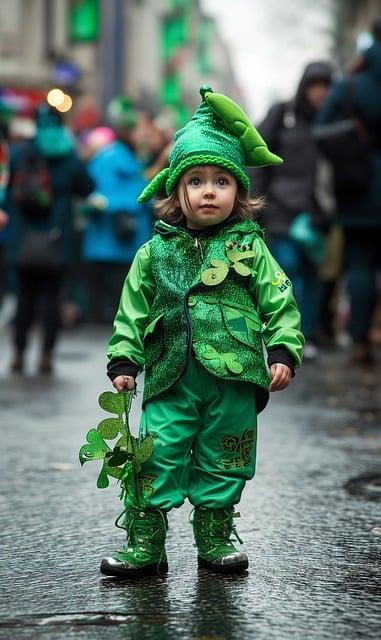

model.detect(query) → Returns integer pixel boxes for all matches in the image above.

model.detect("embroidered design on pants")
[220,429,255,469]
[137,473,158,500]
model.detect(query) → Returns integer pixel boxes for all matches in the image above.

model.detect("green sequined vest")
[143,219,271,412]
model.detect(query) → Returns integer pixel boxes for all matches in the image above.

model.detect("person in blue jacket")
[82,97,152,324]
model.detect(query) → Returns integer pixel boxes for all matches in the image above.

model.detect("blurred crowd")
[1,17,381,374]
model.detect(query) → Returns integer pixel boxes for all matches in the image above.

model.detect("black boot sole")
[197,555,248,574]
[100,559,169,578]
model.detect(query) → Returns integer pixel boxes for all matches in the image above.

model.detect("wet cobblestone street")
[1,327,380,639]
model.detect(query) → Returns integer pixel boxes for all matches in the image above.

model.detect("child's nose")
[203,182,216,197]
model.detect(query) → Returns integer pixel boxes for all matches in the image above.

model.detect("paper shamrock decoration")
[79,391,155,506]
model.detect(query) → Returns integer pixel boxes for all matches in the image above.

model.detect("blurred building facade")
[0,0,239,127]
[337,0,381,62]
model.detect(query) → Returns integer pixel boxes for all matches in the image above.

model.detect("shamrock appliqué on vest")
[201,241,256,286]
[196,343,244,375]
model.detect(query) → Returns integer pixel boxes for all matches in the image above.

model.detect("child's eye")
[217,177,229,185]
[188,177,201,186]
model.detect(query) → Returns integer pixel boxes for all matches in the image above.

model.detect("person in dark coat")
[250,62,333,359]
[5,104,94,374]
[0,109,10,306]
[316,20,381,364]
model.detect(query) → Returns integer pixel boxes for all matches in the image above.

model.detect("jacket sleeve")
[107,241,155,369]
[249,237,304,367]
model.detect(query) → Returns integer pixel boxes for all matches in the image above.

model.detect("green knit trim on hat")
[138,168,170,204]
[166,154,250,195]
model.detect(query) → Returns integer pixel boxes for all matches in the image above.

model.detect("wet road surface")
[1,326,380,639]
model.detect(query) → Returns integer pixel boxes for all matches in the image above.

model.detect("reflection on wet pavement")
[1,328,380,639]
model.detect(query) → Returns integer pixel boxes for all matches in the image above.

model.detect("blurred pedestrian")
[79,126,115,162]
[315,19,381,364]
[252,62,333,359]
[99,85,303,578]
[5,103,94,374]
[0,105,10,307]
[81,97,152,324]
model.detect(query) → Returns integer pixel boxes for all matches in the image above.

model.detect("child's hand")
[112,375,135,392]
[269,363,292,392]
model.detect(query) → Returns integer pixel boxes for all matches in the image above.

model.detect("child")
[102,86,304,578]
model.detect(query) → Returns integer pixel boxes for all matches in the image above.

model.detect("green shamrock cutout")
[79,390,156,507]
[79,428,110,464]
[97,417,123,439]
[98,390,125,415]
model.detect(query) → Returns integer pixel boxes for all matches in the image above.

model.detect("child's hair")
[155,180,265,223]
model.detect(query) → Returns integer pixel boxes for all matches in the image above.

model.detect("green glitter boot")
[193,506,248,574]
[100,507,168,578]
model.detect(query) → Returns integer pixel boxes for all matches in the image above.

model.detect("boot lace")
[194,507,244,556]
[114,508,168,566]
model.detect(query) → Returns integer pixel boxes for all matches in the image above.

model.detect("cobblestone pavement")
[1,326,380,640]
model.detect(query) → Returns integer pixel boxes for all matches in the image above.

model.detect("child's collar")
[154,216,264,239]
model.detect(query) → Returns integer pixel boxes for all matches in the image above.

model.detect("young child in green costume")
[102,85,304,578]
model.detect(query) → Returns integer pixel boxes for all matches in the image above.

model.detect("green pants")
[134,355,257,511]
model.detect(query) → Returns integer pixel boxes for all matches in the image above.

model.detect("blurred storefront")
[0,0,238,129]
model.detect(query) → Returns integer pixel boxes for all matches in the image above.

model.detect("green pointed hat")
[138,85,282,203]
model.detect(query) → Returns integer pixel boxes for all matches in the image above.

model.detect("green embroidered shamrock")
[79,391,155,499]
[198,343,243,375]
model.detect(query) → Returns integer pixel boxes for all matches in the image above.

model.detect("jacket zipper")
[194,236,204,260]
[158,228,205,383]
[181,235,205,372]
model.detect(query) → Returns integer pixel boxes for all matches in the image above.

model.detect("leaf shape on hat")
[205,92,283,168]
[137,167,170,203]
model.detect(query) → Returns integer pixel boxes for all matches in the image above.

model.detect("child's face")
[178,165,237,230]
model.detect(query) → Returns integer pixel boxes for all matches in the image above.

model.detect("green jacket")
[108,219,304,412]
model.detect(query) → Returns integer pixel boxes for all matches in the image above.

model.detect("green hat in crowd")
[106,96,138,130]
[138,85,282,203]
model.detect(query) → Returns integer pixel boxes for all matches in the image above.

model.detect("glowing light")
[56,94,73,112]
[47,88,65,107]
